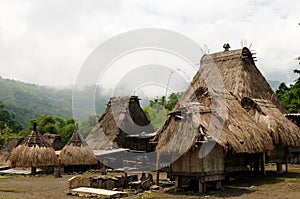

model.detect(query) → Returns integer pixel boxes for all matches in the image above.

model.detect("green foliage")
[60,123,75,144]
[0,77,73,128]
[0,124,14,148]
[19,115,75,145]
[276,67,300,113]
[0,102,23,148]
[143,92,183,130]
[0,77,111,128]
[0,102,22,133]
[79,115,98,138]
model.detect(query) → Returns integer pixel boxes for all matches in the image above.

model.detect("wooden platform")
[0,168,40,175]
[70,187,128,198]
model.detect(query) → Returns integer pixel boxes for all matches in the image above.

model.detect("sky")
[0,0,300,88]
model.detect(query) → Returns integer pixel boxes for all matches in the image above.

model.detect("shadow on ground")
[163,170,300,198]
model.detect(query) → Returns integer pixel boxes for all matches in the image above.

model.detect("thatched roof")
[43,133,64,150]
[195,47,286,113]
[86,96,155,150]
[242,97,300,147]
[59,126,97,165]
[9,123,58,167]
[193,47,300,147]
[0,138,23,166]
[156,87,273,155]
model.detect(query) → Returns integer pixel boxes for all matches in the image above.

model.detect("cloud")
[0,0,299,86]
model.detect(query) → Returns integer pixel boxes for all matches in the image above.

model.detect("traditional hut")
[155,46,300,192]
[0,137,23,167]
[156,86,273,192]
[9,123,58,174]
[86,96,155,151]
[43,133,64,150]
[59,124,97,172]
[198,47,300,170]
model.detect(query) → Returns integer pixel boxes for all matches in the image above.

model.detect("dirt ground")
[0,165,300,199]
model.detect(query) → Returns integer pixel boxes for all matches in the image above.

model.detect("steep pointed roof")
[67,124,84,147]
[9,123,58,167]
[59,124,97,165]
[86,96,155,150]
[170,47,300,148]
[194,47,286,113]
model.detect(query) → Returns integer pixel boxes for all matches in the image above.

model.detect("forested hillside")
[0,77,73,127]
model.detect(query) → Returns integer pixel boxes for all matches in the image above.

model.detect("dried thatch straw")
[0,138,23,166]
[194,47,300,147]
[86,96,155,150]
[157,47,300,154]
[242,97,300,147]
[59,126,97,165]
[43,133,64,150]
[195,47,286,113]
[9,123,58,167]
[156,87,273,154]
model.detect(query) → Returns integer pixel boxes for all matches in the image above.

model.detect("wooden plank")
[70,187,128,198]
[0,168,41,175]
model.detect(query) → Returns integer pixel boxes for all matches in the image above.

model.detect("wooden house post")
[261,153,266,176]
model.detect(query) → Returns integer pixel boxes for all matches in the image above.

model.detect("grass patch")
[0,174,23,180]
[135,190,156,199]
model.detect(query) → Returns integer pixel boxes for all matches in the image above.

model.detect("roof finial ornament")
[223,43,230,51]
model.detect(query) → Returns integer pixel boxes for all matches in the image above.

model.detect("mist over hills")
[0,76,280,128]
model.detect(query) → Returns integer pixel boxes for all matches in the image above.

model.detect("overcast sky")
[0,0,299,87]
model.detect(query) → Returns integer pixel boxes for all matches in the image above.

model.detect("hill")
[0,76,73,128]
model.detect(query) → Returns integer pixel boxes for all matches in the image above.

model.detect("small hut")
[9,123,58,174]
[86,96,155,151]
[0,137,23,167]
[43,133,64,150]
[59,125,97,172]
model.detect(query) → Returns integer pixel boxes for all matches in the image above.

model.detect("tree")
[0,102,22,148]
[18,115,75,145]
[79,115,98,138]
[143,92,183,130]
[276,66,300,113]
[0,102,22,133]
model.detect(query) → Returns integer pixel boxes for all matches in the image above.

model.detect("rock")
[150,185,160,190]
[68,176,90,189]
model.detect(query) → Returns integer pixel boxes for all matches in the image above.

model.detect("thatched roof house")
[0,138,23,167]
[59,126,97,166]
[196,47,300,148]
[86,96,155,150]
[155,46,300,192]
[43,133,64,150]
[155,86,273,192]
[9,123,58,174]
